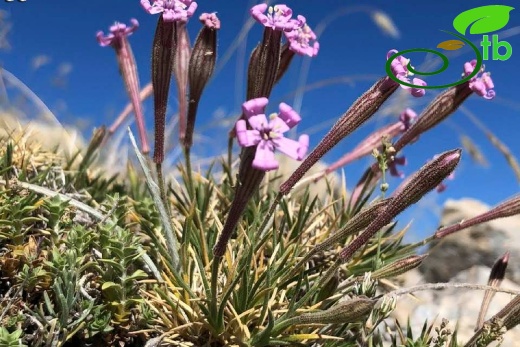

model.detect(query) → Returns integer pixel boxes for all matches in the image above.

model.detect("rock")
[420,198,520,283]
[389,266,520,346]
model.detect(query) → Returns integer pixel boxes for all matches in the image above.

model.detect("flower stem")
[183,146,194,198]
[210,256,222,332]
[155,162,168,212]
[227,135,234,180]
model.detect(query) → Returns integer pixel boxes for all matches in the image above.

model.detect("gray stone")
[420,198,520,283]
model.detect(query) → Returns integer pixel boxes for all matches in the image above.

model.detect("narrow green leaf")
[128,128,181,271]
[126,269,149,282]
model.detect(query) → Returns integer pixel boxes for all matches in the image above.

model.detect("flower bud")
[280,77,399,195]
[295,297,375,324]
[184,13,220,149]
[476,251,510,330]
[372,254,428,280]
[436,195,520,238]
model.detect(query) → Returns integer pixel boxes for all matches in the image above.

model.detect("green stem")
[210,256,221,332]
[156,162,168,210]
[227,135,234,180]
[184,146,194,198]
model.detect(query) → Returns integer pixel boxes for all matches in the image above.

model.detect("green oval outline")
[385,30,482,90]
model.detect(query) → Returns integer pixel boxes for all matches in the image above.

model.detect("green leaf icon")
[453,5,514,35]
[437,39,465,50]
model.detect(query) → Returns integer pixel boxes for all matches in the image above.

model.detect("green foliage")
[0,327,27,347]
[385,318,461,347]
[0,187,42,245]
[96,198,148,325]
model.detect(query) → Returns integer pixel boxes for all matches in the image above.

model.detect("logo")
[386,5,514,89]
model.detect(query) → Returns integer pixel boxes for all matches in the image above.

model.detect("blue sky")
[1,0,519,240]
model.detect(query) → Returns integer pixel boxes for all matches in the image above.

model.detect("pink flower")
[388,156,407,178]
[399,108,416,131]
[141,0,197,22]
[250,4,299,31]
[199,12,220,29]
[284,15,319,57]
[387,49,427,97]
[96,19,139,47]
[463,60,495,100]
[97,19,149,154]
[236,98,309,171]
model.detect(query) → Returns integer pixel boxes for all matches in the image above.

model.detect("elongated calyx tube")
[97,19,149,154]
[279,76,399,196]
[275,43,296,84]
[394,61,495,154]
[340,149,461,262]
[151,17,176,164]
[394,83,472,153]
[174,21,191,145]
[324,108,416,177]
[183,13,219,149]
[371,254,428,280]
[212,146,265,258]
[435,194,520,238]
[142,0,199,163]
[110,83,153,135]
[476,251,510,330]
[289,199,391,278]
[247,28,282,100]
[280,297,375,329]
[213,16,283,258]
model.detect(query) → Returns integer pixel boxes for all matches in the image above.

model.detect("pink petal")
[250,4,269,25]
[484,90,496,100]
[247,113,269,131]
[269,116,291,134]
[278,102,301,128]
[464,59,477,76]
[391,60,407,76]
[482,73,494,89]
[96,31,114,47]
[389,156,407,178]
[236,120,261,147]
[253,141,279,171]
[397,75,411,90]
[297,134,309,159]
[242,97,269,118]
[399,108,417,130]
[386,49,398,60]
[200,12,220,29]
[271,136,303,160]
[410,78,427,97]
[186,2,198,18]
